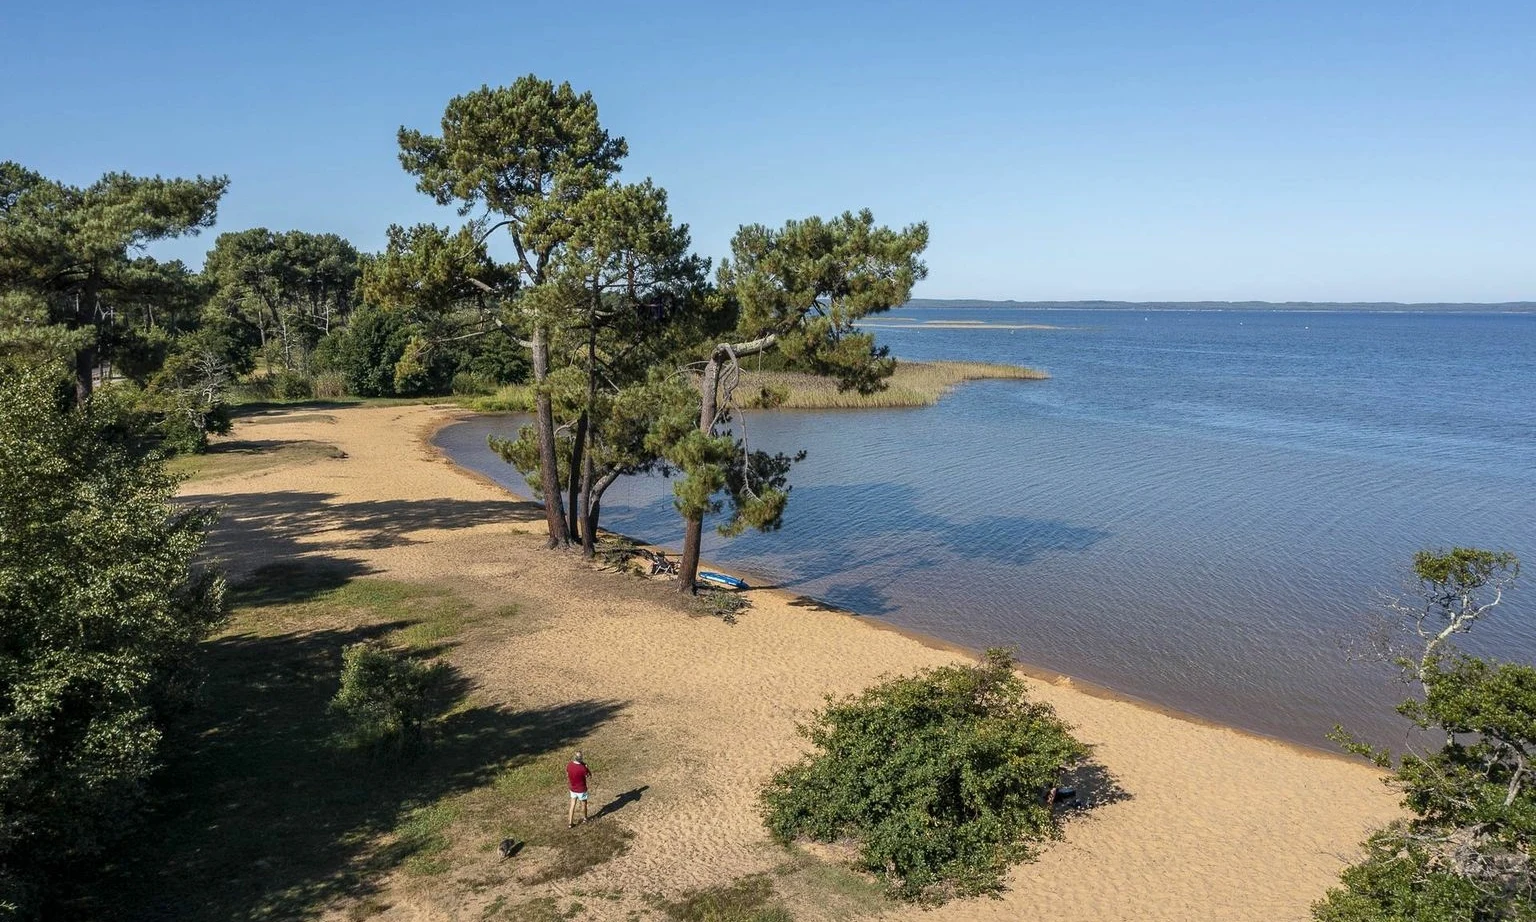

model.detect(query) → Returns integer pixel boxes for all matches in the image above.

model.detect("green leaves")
[0,365,224,911]
[398,76,627,224]
[329,642,446,754]
[719,208,928,391]
[1319,550,1531,921]
[0,163,227,396]
[761,650,1086,902]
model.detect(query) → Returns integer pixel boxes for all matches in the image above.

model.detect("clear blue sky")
[4,1,1533,301]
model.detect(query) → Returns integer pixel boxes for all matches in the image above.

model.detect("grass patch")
[519,819,635,885]
[655,874,794,922]
[737,360,1047,409]
[168,438,346,481]
[485,896,586,922]
[461,384,535,413]
[229,563,468,652]
[388,802,464,876]
[238,412,340,426]
[770,849,886,919]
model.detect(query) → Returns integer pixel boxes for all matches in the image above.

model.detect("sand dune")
[185,405,1400,921]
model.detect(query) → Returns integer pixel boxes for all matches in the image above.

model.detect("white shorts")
[570,791,588,801]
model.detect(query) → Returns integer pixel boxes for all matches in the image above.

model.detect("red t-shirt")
[566,761,590,793]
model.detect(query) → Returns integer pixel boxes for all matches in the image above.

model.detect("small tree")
[329,642,444,754]
[0,365,225,913]
[1318,548,1528,921]
[762,650,1085,902]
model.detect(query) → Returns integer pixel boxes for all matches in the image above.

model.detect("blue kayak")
[697,570,748,591]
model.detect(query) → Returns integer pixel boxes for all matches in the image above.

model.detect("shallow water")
[435,308,1536,748]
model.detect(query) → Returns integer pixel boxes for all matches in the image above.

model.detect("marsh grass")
[459,361,1042,414]
[738,360,1047,410]
[463,384,535,413]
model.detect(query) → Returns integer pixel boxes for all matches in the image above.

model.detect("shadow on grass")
[229,559,377,607]
[62,623,625,922]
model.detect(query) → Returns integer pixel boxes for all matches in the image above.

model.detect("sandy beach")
[182,404,1402,921]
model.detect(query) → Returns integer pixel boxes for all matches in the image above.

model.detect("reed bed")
[738,360,1048,409]
[460,361,1046,414]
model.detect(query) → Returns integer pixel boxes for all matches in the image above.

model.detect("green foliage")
[202,227,361,375]
[1413,548,1521,589]
[1315,828,1497,922]
[0,365,225,913]
[761,649,1086,902]
[657,873,794,922]
[330,304,414,397]
[0,162,227,398]
[397,76,627,227]
[718,209,929,395]
[329,641,445,753]
[269,369,313,401]
[1318,549,1530,921]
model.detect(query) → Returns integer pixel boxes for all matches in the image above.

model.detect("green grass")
[653,874,795,922]
[460,383,535,413]
[770,849,887,919]
[737,360,1047,409]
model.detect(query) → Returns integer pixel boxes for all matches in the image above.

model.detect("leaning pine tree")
[670,209,928,593]
[0,367,225,915]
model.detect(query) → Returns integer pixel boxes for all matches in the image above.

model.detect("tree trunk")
[585,468,621,560]
[567,412,587,545]
[73,343,95,406]
[577,312,599,557]
[678,352,723,593]
[72,282,99,405]
[532,323,568,547]
[579,444,596,559]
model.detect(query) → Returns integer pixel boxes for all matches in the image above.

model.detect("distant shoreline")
[905,298,1536,313]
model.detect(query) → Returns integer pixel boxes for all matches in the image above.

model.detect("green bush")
[269,370,313,400]
[333,305,413,397]
[463,328,530,385]
[450,370,497,396]
[0,366,225,913]
[329,642,444,753]
[761,649,1086,902]
[1314,828,1494,922]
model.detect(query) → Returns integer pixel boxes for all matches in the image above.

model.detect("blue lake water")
[435,307,1536,748]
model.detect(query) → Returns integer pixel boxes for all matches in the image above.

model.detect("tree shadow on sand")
[182,489,542,579]
[63,622,625,922]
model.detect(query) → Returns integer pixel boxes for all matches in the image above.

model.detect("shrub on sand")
[761,649,1085,902]
[329,641,445,753]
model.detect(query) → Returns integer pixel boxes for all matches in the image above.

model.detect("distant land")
[906,299,1536,313]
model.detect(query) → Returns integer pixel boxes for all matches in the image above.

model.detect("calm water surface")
[435,308,1536,748]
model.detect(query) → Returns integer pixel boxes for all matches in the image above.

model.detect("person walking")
[566,751,592,828]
